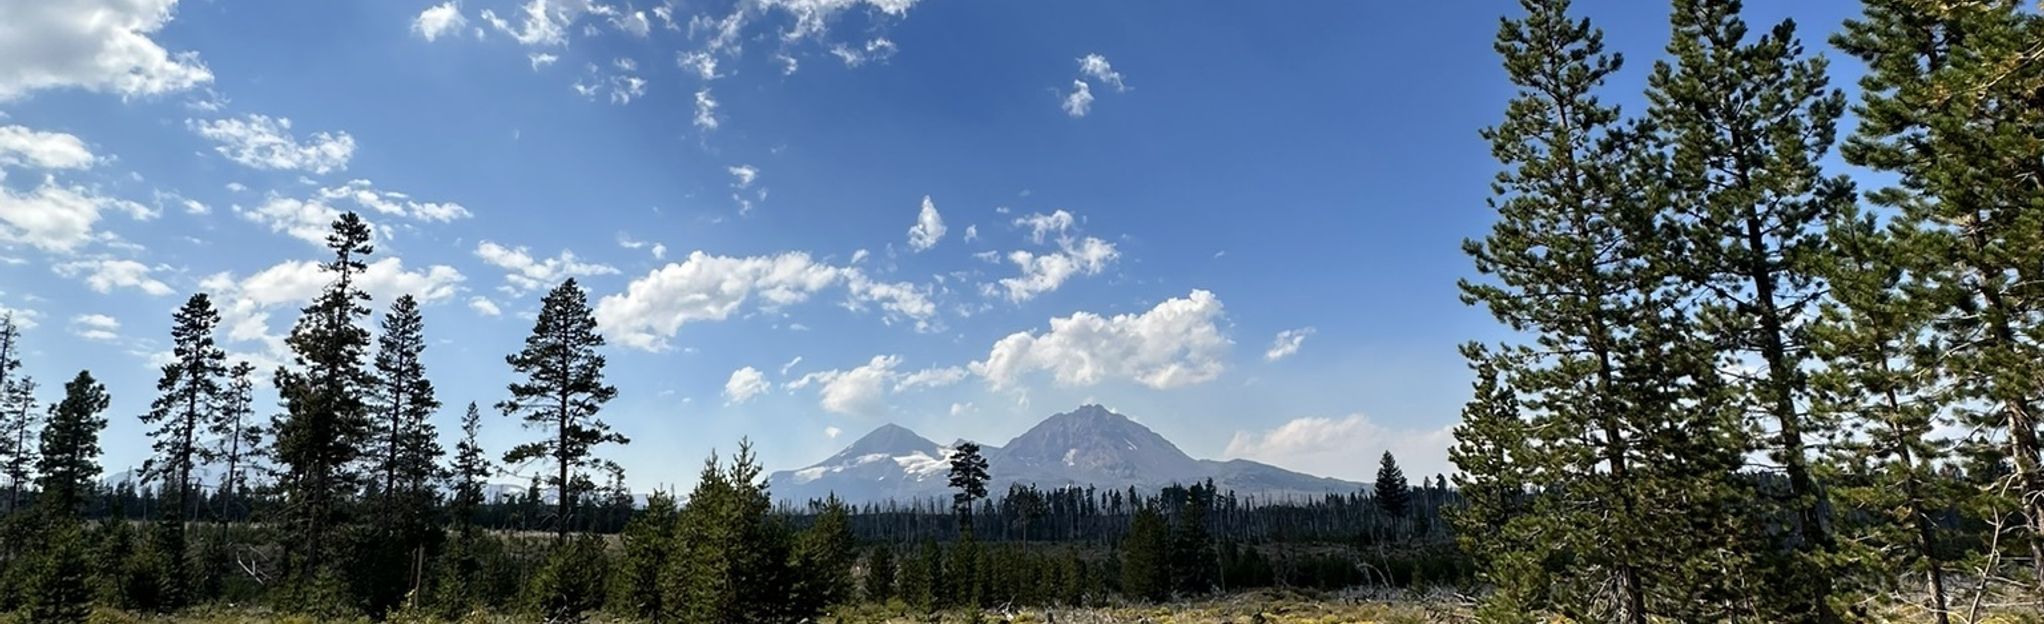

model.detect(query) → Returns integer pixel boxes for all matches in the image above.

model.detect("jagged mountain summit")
[768,405,1364,504]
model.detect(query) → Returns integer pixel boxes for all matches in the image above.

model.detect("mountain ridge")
[768,405,1367,504]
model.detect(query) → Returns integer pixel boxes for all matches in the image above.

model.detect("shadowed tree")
[140,293,230,609]
[947,441,989,537]
[271,211,377,580]
[37,371,108,518]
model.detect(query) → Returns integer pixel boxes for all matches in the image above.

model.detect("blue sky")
[0,0,1866,489]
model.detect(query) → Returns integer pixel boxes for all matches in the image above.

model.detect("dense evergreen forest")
[3,0,2042,621]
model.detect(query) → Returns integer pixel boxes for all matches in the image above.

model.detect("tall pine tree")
[364,293,444,610]
[1835,0,2044,585]
[208,360,262,522]
[271,211,377,580]
[0,375,36,516]
[37,371,108,518]
[140,293,230,610]
[1644,1,1856,618]
[947,441,989,536]
[500,278,624,540]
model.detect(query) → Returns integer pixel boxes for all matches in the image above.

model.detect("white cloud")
[201,256,465,360]
[963,224,978,242]
[595,251,934,351]
[314,179,471,222]
[896,365,965,391]
[788,355,959,417]
[949,402,972,417]
[480,0,587,47]
[68,313,120,342]
[829,37,897,67]
[1078,54,1126,91]
[190,114,355,174]
[54,259,174,295]
[0,0,213,101]
[0,305,41,329]
[1265,327,1314,362]
[755,0,919,42]
[651,243,667,260]
[788,354,898,417]
[474,241,619,295]
[849,249,869,264]
[1014,210,1075,244]
[0,126,96,170]
[1224,414,1456,482]
[468,296,502,317]
[971,289,1230,390]
[679,51,721,80]
[529,53,560,70]
[1062,80,1093,118]
[179,198,209,215]
[906,195,945,252]
[240,196,345,246]
[693,89,720,130]
[825,426,842,439]
[724,366,771,404]
[780,355,804,376]
[992,236,1117,302]
[0,179,140,253]
[413,2,470,42]
[728,164,758,188]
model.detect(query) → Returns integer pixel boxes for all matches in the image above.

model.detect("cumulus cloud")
[728,165,758,188]
[786,355,896,417]
[1014,210,1075,244]
[54,259,174,295]
[825,426,842,439]
[190,114,355,174]
[0,179,145,253]
[724,366,771,404]
[906,195,945,252]
[413,2,469,41]
[986,210,1116,301]
[1265,327,1314,362]
[200,256,466,358]
[239,196,346,246]
[896,365,966,391]
[1061,80,1093,118]
[0,126,97,170]
[474,241,618,295]
[1224,414,1456,482]
[68,313,120,342]
[595,250,935,351]
[1078,54,1126,91]
[468,296,502,317]
[0,0,213,101]
[992,237,1117,302]
[971,289,1230,390]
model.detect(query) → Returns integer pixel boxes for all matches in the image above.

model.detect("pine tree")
[1373,451,1411,521]
[449,402,492,531]
[26,520,94,624]
[1447,346,1541,622]
[141,293,230,610]
[500,278,625,541]
[610,490,676,619]
[1644,1,1856,618]
[791,496,855,616]
[864,545,895,602]
[437,404,493,615]
[271,211,377,580]
[1811,209,1959,623]
[208,360,262,522]
[37,371,108,518]
[1121,505,1169,602]
[1461,1,1755,620]
[1834,0,2044,585]
[364,294,444,610]
[0,375,37,515]
[947,441,989,535]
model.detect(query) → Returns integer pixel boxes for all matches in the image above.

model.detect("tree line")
[1453,0,2044,622]
[0,210,1456,621]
